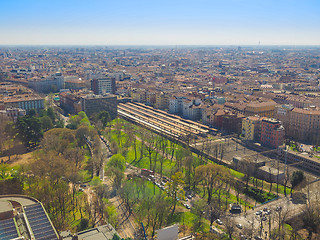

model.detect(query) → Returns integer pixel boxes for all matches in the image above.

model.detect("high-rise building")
[91,77,116,95]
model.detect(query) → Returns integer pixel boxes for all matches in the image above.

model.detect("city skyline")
[1,0,319,46]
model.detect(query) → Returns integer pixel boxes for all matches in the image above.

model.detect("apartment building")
[182,98,202,121]
[91,77,116,95]
[288,108,320,143]
[242,116,261,141]
[0,108,26,121]
[169,95,188,115]
[260,118,285,148]
[28,72,65,93]
[3,95,44,111]
[131,89,147,103]
[80,94,117,118]
[154,92,169,110]
[245,101,276,118]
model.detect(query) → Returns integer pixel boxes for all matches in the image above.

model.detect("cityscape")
[1,1,320,240]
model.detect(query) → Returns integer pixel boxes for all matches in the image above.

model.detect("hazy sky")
[1,0,319,45]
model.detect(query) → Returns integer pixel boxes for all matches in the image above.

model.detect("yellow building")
[146,91,156,106]
[242,116,261,141]
[245,101,276,118]
[155,92,169,110]
[131,90,146,103]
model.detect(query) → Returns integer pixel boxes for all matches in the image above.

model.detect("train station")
[118,102,217,142]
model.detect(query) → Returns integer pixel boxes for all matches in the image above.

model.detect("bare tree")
[224,216,236,239]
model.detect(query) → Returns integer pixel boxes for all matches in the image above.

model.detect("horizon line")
[1,44,320,48]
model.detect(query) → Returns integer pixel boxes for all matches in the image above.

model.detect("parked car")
[216,219,223,225]
[236,223,243,229]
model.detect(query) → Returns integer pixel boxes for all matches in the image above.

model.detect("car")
[266,210,271,215]
[255,210,262,215]
[261,216,267,221]
[263,207,268,212]
[236,223,243,229]
[185,204,191,209]
[187,195,192,199]
[240,235,248,240]
[216,219,223,225]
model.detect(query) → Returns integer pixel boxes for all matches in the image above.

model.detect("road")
[228,196,304,239]
[99,135,138,239]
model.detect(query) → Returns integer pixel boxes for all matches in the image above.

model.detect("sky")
[0,0,319,46]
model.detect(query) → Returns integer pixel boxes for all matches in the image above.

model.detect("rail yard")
[118,102,216,142]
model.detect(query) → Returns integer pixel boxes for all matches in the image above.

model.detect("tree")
[0,118,10,157]
[46,107,56,123]
[16,115,43,147]
[0,163,10,180]
[107,154,126,172]
[98,110,111,128]
[195,164,231,205]
[77,218,89,231]
[106,165,125,191]
[40,115,53,131]
[290,171,305,195]
[67,111,91,129]
[165,172,185,215]
[192,199,206,232]
[224,216,236,239]
[149,195,170,237]
[41,128,75,155]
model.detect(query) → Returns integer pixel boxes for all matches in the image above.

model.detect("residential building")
[245,101,276,118]
[0,108,26,121]
[146,91,156,106]
[260,118,285,148]
[288,107,320,143]
[131,89,146,103]
[59,91,82,114]
[91,77,116,95]
[169,96,187,114]
[155,92,169,110]
[221,112,244,134]
[182,98,202,121]
[28,72,65,93]
[64,76,86,90]
[80,94,117,118]
[3,95,44,111]
[242,116,262,141]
